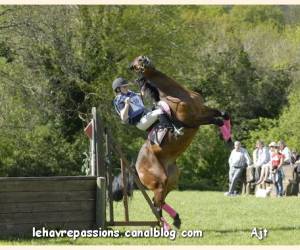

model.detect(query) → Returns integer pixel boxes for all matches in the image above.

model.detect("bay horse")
[128,56,231,230]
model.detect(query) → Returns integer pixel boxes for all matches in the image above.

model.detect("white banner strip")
[1,0,300,5]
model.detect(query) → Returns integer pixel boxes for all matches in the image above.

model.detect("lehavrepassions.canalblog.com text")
[32,227,203,241]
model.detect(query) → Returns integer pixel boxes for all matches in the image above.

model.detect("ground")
[1,191,300,245]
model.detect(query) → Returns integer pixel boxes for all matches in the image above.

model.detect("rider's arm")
[120,97,130,122]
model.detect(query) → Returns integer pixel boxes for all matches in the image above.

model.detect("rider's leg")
[136,109,163,130]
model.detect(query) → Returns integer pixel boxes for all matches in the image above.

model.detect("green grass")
[1,191,300,245]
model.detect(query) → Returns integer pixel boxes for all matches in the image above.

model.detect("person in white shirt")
[278,140,292,165]
[225,141,252,196]
[248,140,270,182]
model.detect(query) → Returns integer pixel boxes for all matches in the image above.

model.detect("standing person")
[247,143,258,183]
[278,140,292,165]
[248,140,270,182]
[112,77,163,131]
[225,141,252,196]
[270,143,285,197]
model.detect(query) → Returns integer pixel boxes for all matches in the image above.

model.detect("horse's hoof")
[173,214,181,229]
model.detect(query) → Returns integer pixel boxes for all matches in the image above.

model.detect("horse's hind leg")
[161,164,181,229]
[135,148,171,229]
[162,203,181,229]
[152,183,174,230]
[152,184,166,208]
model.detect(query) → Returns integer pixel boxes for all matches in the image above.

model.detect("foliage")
[0,6,300,190]
[246,83,300,152]
[178,127,231,190]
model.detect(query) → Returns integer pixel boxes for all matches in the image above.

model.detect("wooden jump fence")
[0,176,105,237]
[0,107,159,238]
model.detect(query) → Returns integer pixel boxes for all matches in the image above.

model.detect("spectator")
[291,149,300,164]
[256,142,276,185]
[270,143,285,197]
[248,140,270,182]
[278,140,292,165]
[291,149,300,175]
[252,144,258,167]
[225,141,251,197]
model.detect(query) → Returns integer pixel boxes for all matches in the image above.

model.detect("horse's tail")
[112,166,134,202]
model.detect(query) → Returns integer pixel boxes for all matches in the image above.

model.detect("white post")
[91,107,97,176]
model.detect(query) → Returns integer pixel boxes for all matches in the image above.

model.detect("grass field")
[1,191,300,245]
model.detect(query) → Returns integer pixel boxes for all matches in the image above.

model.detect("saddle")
[148,100,184,146]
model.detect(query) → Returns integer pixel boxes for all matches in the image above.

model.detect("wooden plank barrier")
[243,164,299,196]
[0,176,106,237]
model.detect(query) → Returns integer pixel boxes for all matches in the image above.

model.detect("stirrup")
[173,126,184,137]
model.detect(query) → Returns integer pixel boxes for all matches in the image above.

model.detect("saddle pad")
[148,128,168,145]
[157,100,171,117]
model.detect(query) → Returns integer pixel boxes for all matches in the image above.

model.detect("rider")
[112,77,163,131]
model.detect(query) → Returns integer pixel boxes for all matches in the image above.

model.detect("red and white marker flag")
[84,120,93,140]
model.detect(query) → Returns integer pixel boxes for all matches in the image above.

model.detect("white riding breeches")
[136,109,163,131]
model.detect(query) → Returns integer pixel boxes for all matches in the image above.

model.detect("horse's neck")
[144,69,203,126]
[144,69,189,99]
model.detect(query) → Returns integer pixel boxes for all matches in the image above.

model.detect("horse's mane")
[135,77,160,102]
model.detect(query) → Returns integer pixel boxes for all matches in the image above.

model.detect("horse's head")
[129,55,154,74]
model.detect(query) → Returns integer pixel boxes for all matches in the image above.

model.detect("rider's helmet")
[112,77,128,93]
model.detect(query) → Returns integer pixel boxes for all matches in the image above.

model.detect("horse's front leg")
[192,106,232,142]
